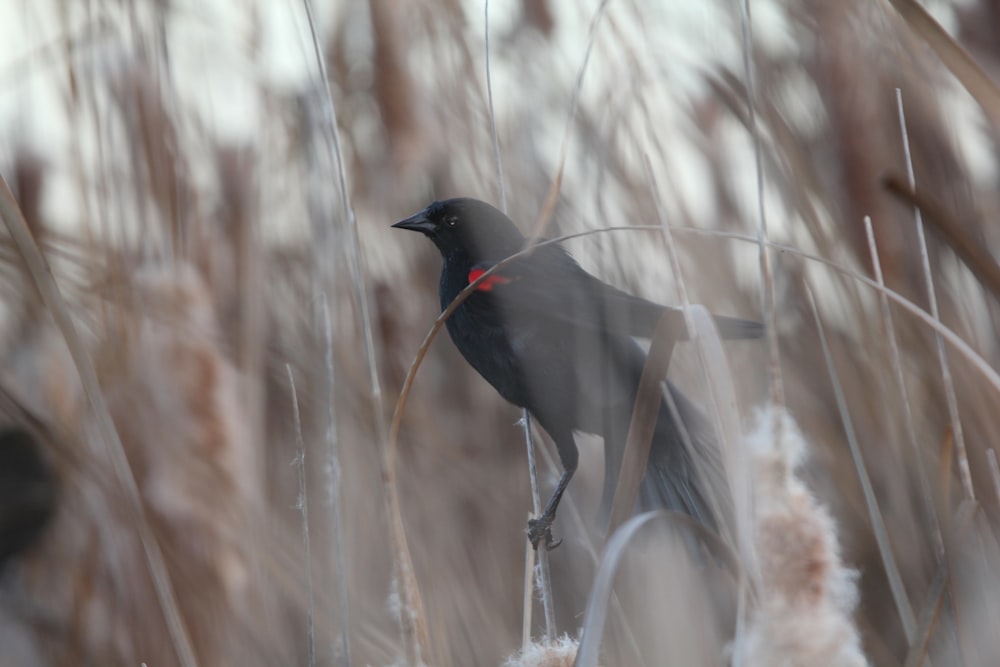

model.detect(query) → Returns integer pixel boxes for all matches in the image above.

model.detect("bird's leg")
[528,426,580,550]
[527,465,576,551]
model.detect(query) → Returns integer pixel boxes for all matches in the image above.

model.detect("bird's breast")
[443,296,529,406]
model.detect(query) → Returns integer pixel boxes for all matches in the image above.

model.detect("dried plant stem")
[905,500,976,667]
[888,0,1000,124]
[882,175,1000,299]
[521,534,536,649]
[302,68,352,664]
[904,565,947,667]
[484,0,506,213]
[738,0,785,416]
[528,0,610,241]
[321,300,352,666]
[485,0,554,638]
[605,313,680,534]
[287,365,316,667]
[237,160,266,516]
[806,285,917,640]
[301,0,425,662]
[522,414,556,639]
[0,176,197,667]
[896,88,974,502]
[864,216,943,555]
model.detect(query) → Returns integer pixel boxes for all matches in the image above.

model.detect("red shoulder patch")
[468,268,512,292]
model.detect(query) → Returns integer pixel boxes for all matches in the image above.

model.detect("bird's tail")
[640,383,731,534]
[599,381,730,537]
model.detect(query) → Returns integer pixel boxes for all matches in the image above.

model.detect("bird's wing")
[467,247,763,340]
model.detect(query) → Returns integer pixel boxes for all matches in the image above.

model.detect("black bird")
[393,198,758,548]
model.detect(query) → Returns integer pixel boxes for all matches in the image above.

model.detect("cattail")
[8,264,291,665]
[740,407,869,667]
[502,636,580,667]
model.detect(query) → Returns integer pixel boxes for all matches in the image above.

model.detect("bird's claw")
[527,513,561,551]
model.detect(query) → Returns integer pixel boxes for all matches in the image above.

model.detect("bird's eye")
[446,216,458,228]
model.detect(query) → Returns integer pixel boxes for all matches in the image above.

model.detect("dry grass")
[2,1,1000,665]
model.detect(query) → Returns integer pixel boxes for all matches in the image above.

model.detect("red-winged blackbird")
[393,198,759,548]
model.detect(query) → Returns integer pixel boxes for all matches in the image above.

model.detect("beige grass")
[1,1,1000,665]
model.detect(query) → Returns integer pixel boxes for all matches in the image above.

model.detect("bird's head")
[392,198,527,262]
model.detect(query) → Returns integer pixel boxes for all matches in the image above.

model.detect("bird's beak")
[391,211,435,234]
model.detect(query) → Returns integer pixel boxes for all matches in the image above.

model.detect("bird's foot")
[527,512,561,551]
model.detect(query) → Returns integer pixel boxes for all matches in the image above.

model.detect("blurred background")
[1,0,1000,665]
